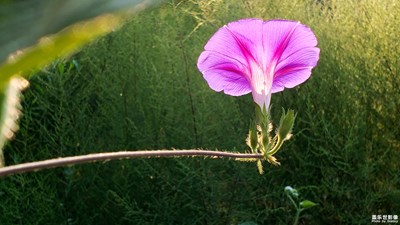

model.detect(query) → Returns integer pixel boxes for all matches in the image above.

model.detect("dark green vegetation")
[1,0,399,224]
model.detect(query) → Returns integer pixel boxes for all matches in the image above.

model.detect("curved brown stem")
[0,149,263,177]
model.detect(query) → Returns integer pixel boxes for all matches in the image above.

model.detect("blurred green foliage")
[0,0,399,224]
[0,0,162,63]
[0,0,162,167]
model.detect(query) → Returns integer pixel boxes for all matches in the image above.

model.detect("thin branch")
[0,149,263,177]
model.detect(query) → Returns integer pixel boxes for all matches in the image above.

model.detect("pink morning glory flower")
[197,19,320,109]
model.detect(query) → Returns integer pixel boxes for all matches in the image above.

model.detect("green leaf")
[300,200,318,209]
[0,0,163,90]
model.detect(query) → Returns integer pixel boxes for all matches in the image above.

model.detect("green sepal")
[248,120,258,152]
[278,109,296,141]
[254,103,271,150]
[257,160,264,175]
[254,103,263,124]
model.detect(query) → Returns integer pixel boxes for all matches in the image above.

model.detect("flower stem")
[293,209,301,225]
[0,150,263,177]
[286,191,301,225]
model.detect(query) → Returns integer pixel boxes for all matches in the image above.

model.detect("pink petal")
[272,68,312,93]
[272,47,320,92]
[262,20,320,92]
[197,19,265,97]
[197,51,251,96]
[203,19,264,68]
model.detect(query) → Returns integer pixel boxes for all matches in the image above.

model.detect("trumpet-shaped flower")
[197,19,320,108]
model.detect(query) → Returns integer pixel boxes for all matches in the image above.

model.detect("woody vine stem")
[0,150,263,177]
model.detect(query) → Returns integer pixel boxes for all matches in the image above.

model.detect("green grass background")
[1,0,399,224]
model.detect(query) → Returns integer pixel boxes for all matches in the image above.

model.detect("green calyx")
[246,105,296,173]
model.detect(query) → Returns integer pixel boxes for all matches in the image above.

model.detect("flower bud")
[284,186,299,198]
